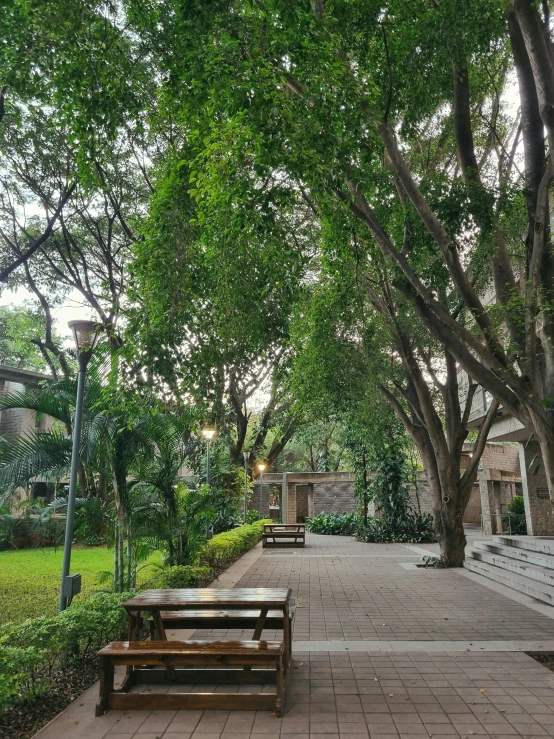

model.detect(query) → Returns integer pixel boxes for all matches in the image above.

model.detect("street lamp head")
[243,449,252,463]
[201,427,217,441]
[68,320,101,370]
[257,462,267,472]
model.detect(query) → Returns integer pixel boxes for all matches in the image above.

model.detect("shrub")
[246,509,261,524]
[202,520,270,567]
[147,565,213,589]
[0,591,132,710]
[74,498,108,546]
[144,520,271,585]
[355,512,436,544]
[506,495,527,534]
[507,495,525,515]
[306,512,361,535]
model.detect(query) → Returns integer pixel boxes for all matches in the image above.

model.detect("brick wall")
[313,481,356,515]
[463,442,521,473]
[408,472,433,516]
[248,483,282,519]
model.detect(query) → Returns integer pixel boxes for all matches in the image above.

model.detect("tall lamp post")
[201,428,217,486]
[257,462,266,518]
[242,450,251,523]
[59,320,101,612]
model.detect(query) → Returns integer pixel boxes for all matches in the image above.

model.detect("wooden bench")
[148,609,294,664]
[96,639,286,716]
[263,524,305,548]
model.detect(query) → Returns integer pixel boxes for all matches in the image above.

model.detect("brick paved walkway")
[35,532,554,739]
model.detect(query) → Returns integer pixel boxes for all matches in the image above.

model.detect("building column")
[479,479,496,534]
[519,441,554,535]
[493,481,503,533]
[286,481,296,525]
[281,472,287,525]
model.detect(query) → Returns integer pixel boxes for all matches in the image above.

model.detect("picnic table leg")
[151,609,167,639]
[125,611,141,680]
[151,609,176,680]
[243,606,269,672]
[252,606,269,639]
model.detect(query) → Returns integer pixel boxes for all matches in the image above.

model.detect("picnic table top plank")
[122,587,292,611]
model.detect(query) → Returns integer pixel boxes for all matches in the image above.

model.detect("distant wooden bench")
[148,608,294,664]
[263,524,305,548]
[96,639,286,716]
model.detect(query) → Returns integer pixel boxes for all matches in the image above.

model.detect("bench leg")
[275,656,285,717]
[96,657,114,716]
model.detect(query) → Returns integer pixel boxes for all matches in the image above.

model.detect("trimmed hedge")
[203,519,270,567]
[147,565,213,589]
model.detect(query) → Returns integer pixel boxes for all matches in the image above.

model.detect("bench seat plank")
[99,639,283,657]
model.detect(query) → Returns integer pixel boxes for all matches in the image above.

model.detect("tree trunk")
[113,521,119,592]
[436,507,466,567]
[118,517,125,592]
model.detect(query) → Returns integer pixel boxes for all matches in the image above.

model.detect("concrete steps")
[464,535,554,606]
[494,535,554,557]
[473,539,554,568]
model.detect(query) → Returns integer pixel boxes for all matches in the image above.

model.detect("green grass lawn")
[0,546,117,625]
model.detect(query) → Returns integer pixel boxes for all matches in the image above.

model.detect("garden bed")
[0,658,99,739]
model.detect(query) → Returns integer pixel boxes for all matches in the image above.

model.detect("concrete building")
[0,364,53,505]
[458,378,552,534]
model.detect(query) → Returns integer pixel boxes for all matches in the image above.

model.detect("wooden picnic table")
[121,587,292,654]
[97,588,292,716]
[262,523,305,548]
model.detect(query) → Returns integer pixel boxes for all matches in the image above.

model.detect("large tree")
[125,155,311,467]
[120,0,554,550]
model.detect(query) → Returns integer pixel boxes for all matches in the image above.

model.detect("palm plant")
[0,369,201,588]
[129,413,212,566]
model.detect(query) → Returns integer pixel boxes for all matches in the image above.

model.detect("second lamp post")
[257,462,266,518]
[243,449,251,524]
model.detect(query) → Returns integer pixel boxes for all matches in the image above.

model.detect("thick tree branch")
[0,183,76,281]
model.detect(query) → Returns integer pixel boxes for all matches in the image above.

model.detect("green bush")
[355,512,436,543]
[202,520,270,567]
[507,495,525,516]
[143,520,270,586]
[147,565,212,589]
[0,591,132,710]
[306,512,361,535]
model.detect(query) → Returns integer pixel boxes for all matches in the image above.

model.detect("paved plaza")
[36,531,554,739]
